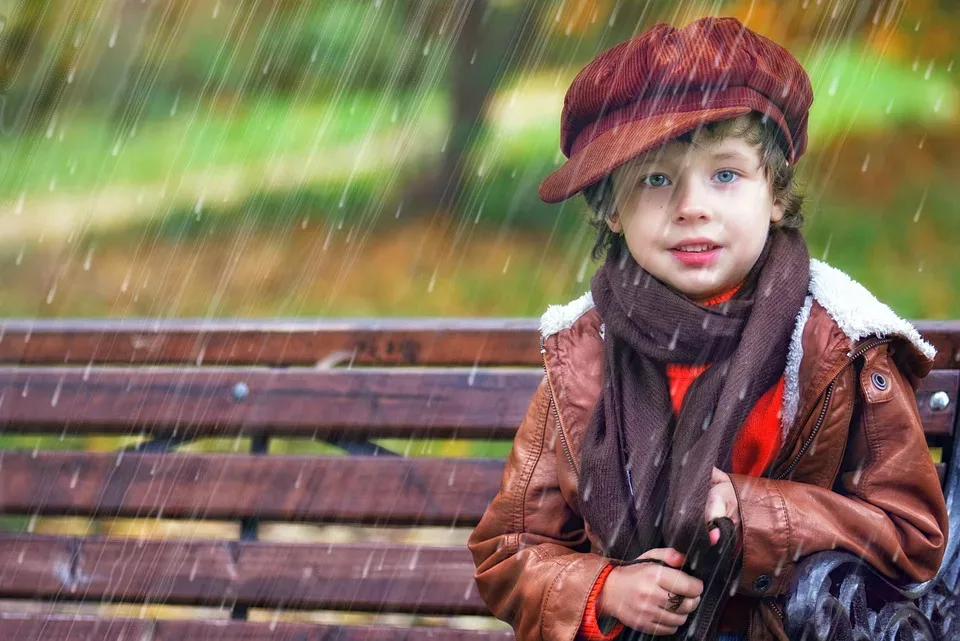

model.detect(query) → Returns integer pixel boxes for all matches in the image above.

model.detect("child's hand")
[705,467,741,546]
[597,548,703,636]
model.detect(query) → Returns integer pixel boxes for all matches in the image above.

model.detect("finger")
[709,527,720,546]
[704,490,726,522]
[711,466,726,483]
[638,547,686,568]
[657,568,704,598]
[650,604,688,628]
[675,595,701,615]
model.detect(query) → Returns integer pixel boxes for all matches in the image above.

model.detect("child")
[467,16,947,641]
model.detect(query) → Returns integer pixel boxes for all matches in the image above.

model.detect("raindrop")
[913,189,927,222]
[575,257,589,283]
[212,1,220,18]
[108,22,118,48]
[860,154,870,173]
[851,462,864,486]
[51,378,63,406]
[408,547,420,571]
[924,60,934,80]
[827,77,838,96]
[668,326,680,351]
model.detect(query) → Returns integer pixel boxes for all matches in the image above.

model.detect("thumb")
[704,488,726,521]
[638,547,686,568]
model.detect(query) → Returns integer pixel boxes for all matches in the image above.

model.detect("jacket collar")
[539,259,936,443]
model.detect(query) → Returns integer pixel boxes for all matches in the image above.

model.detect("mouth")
[670,242,721,253]
[668,241,722,267]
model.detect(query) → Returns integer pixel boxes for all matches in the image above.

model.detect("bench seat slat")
[0,452,502,525]
[0,368,541,439]
[0,537,485,614]
[0,368,954,439]
[0,615,513,640]
[0,319,956,369]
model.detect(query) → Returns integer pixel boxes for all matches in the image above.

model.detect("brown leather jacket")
[468,260,948,641]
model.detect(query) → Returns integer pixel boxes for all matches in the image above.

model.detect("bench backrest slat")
[0,319,956,368]
[0,537,483,614]
[0,451,502,526]
[0,368,953,441]
[0,368,541,439]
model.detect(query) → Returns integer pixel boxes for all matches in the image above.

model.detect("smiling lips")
[669,240,722,266]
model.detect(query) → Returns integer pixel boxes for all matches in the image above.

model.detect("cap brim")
[538,106,753,204]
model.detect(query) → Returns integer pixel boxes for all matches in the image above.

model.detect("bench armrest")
[782,550,957,640]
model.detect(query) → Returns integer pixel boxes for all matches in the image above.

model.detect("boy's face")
[607,134,784,302]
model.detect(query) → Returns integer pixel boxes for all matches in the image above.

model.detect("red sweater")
[578,285,785,640]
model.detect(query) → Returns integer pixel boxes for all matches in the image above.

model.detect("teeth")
[676,244,715,252]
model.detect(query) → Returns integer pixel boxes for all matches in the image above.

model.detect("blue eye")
[642,174,670,187]
[716,170,738,183]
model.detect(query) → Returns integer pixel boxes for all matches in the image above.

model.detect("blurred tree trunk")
[403,0,532,218]
[6,0,106,132]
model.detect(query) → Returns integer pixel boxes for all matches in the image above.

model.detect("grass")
[0,91,446,202]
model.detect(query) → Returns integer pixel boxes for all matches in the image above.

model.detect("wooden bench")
[0,319,955,640]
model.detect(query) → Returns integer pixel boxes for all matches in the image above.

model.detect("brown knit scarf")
[579,228,809,638]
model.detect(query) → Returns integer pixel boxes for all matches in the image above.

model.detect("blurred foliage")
[0,0,951,322]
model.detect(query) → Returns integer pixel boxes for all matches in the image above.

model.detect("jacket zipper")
[540,336,579,481]
[775,336,893,480]
[777,382,835,480]
[764,596,784,621]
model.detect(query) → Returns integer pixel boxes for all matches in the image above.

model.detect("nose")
[673,176,712,223]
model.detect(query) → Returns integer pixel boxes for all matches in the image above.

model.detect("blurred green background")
[0,0,956,320]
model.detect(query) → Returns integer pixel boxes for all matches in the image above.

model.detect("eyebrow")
[709,150,754,163]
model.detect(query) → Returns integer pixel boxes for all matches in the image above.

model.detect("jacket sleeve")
[467,375,613,641]
[728,343,949,597]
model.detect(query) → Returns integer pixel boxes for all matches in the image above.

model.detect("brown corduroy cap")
[538,16,814,204]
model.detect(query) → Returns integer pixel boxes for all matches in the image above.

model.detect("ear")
[770,197,785,225]
[605,212,622,234]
